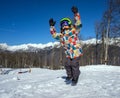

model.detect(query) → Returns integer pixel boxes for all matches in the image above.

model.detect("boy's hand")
[49,18,56,26]
[71,6,78,14]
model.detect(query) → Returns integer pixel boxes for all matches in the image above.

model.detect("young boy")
[49,6,83,86]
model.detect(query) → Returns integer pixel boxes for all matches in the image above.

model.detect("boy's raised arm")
[49,18,60,40]
[71,6,82,33]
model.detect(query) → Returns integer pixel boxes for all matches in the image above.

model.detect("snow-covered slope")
[0,65,120,98]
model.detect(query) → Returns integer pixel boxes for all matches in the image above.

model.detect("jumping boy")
[49,6,83,86]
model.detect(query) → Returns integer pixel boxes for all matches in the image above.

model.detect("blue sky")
[0,0,107,45]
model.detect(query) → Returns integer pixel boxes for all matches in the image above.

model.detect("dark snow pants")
[65,57,80,80]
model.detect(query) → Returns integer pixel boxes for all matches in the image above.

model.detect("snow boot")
[65,76,72,84]
[71,77,79,86]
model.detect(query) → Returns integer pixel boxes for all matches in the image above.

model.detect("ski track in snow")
[0,65,120,98]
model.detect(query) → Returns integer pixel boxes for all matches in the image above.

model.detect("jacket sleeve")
[50,26,60,40]
[74,12,82,33]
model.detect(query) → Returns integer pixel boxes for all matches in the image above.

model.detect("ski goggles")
[60,21,70,28]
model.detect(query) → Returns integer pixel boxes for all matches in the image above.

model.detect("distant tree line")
[0,44,120,69]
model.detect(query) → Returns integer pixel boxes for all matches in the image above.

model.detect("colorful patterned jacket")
[50,13,83,59]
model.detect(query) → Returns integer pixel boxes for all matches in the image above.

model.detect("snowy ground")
[0,65,120,98]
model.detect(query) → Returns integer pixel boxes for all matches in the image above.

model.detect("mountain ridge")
[0,38,120,52]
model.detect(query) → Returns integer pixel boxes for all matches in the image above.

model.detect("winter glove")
[49,18,56,26]
[71,6,78,14]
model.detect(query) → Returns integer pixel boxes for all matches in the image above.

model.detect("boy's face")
[62,26,70,30]
[62,25,73,31]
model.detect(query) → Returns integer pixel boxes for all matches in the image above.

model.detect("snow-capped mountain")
[0,42,60,52]
[81,37,120,45]
[0,38,119,52]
